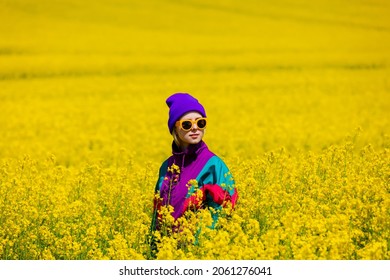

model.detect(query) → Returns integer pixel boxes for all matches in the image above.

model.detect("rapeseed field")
[0,0,389,260]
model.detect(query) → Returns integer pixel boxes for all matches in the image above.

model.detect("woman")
[150,93,238,235]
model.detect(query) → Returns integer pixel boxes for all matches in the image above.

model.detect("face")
[174,111,205,149]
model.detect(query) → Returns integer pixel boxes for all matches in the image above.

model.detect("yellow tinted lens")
[197,119,206,129]
[181,121,193,130]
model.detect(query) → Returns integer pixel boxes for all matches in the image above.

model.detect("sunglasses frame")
[175,117,207,131]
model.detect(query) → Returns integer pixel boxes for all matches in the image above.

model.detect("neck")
[173,140,203,154]
[173,135,189,152]
[179,142,189,152]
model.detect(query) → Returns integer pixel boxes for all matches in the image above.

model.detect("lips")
[189,134,199,138]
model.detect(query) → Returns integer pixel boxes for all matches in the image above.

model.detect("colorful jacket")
[151,141,238,231]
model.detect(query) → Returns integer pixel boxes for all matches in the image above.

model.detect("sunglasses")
[175,118,207,131]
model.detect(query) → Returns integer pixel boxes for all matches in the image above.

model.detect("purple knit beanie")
[166,93,206,133]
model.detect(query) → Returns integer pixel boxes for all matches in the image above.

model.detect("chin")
[188,138,201,144]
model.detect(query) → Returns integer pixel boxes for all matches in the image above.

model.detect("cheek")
[198,130,205,138]
[177,130,187,140]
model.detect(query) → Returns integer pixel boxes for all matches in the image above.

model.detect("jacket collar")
[171,140,207,157]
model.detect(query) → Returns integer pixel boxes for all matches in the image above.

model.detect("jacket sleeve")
[197,156,238,228]
[154,159,169,193]
[150,160,168,232]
